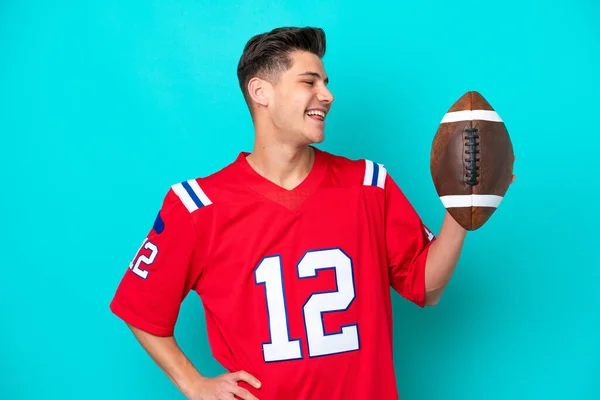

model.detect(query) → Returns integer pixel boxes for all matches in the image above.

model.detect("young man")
[110,27,469,399]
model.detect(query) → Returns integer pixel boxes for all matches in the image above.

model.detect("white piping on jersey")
[172,179,212,213]
[363,160,387,189]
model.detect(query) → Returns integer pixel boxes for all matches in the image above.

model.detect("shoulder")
[168,178,214,214]
[319,149,389,190]
[162,158,240,216]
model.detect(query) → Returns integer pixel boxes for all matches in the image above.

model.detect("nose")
[317,86,335,104]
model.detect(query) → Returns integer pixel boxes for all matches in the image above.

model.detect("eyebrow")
[298,71,329,85]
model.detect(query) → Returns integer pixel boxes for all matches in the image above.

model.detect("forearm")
[127,324,203,398]
[424,211,467,304]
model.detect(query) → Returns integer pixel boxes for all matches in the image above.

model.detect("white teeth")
[306,110,325,118]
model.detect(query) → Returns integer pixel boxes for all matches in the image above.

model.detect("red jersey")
[110,148,436,399]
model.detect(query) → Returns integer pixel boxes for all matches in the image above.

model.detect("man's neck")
[246,140,315,191]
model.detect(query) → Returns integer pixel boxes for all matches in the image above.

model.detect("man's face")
[268,50,334,145]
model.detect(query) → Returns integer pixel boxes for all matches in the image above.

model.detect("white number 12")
[254,248,359,362]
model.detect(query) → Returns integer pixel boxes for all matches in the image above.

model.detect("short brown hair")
[237,27,326,109]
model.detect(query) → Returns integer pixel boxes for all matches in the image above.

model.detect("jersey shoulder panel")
[170,178,214,214]
[361,158,388,190]
[183,156,268,211]
[322,150,388,190]
[166,157,241,214]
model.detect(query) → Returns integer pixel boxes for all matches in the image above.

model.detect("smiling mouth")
[306,109,326,121]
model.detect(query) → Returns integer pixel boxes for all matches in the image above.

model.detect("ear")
[248,77,271,107]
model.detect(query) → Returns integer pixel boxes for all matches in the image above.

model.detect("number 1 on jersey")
[255,256,302,362]
[255,248,360,362]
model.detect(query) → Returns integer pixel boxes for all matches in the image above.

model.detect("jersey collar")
[233,146,328,210]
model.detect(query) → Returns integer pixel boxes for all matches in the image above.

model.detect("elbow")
[424,295,440,307]
[423,287,445,306]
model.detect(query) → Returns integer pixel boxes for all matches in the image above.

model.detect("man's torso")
[190,149,400,399]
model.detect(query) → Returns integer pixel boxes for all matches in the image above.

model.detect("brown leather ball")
[430,91,514,230]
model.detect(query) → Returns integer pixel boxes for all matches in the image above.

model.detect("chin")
[310,135,325,144]
[303,130,325,145]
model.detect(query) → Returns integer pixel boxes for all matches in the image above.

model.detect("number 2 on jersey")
[129,238,158,279]
[255,248,359,362]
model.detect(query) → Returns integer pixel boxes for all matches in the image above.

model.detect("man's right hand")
[190,371,262,400]
[122,325,261,400]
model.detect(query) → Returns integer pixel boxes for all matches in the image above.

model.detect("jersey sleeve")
[109,185,204,336]
[383,170,436,307]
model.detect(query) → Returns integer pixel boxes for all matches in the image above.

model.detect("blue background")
[1,1,599,399]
